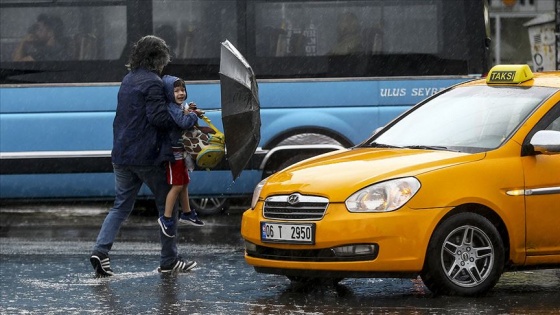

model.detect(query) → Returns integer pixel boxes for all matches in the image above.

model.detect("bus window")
[0,1,128,83]
[0,4,126,62]
[152,0,238,80]
[252,0,475,78]
[153,0,238,60]
[254,1,383,57]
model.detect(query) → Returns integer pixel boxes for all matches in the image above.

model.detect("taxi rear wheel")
[421,212,505,296]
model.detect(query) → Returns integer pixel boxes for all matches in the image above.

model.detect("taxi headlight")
[250,178,268,209]
[345,177,420,212]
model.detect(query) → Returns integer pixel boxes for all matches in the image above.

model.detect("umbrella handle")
[199,115,223,135]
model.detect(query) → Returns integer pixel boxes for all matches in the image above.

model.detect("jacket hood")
[162,75,184,104]
[263,148,485,202]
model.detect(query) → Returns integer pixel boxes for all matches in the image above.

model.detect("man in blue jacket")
[90,35,196,276]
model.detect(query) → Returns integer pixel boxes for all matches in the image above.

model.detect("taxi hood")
[263,148,485,202]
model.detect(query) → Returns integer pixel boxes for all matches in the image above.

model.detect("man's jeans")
[93,164,178,267]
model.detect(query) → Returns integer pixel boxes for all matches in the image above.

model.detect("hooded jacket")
[162,75,199,148]
[111,68,176,165]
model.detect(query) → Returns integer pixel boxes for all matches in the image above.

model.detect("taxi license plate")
[261,222,315,244]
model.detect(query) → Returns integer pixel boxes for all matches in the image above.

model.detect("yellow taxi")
[241,65,560,296]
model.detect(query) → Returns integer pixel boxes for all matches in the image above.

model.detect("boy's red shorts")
[166,159,190,185]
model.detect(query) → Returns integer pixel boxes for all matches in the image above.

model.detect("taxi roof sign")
[486,64,534,84]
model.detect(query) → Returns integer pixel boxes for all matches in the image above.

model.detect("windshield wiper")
[369,142,402,148]
[403,145,449,151]
[368,142,461,152]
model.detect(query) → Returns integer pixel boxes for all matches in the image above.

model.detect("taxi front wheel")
[421,212,505,296]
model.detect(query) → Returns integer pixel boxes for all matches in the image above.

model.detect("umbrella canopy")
[219,40,261,180]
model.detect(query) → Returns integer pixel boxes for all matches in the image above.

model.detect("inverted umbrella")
[219,40,261,180]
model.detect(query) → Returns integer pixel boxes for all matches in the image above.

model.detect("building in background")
[525,12,557,71]
[489,0,558,70]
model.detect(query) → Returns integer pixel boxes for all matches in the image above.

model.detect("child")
[158,75,204,238]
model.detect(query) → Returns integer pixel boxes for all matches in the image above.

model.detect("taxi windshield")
[367,86,556,153]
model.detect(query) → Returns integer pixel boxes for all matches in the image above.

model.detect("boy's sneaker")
[157,216,176,238]
[90,252,114,277]
[157,258,197,273]
[178,210,204,226]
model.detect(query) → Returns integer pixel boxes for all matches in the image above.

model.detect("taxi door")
[523,106,560,257]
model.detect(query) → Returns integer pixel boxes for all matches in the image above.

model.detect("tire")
[189,197,229,216]
[420,212,505,296]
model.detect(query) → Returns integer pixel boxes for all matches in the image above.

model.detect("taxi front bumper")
[241,202,449,276]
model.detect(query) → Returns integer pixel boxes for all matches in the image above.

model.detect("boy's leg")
[179,164,192,214]
[157,161,184,237]
[164,185,182,218]
[179,185,191,213]
[158,185,182,237]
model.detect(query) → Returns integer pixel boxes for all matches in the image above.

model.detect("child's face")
[173,86,186,104]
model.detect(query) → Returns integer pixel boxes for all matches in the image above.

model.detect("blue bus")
[0,0,490,214]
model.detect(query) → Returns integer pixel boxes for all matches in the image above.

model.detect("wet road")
[1,201,560,314]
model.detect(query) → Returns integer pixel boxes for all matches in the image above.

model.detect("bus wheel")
[420,212,504,296]
[189,197,229,216]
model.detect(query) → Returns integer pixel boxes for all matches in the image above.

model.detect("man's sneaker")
[158,258,197,273]
[90,252,114,277]
[178,210,204,226]
[157,216,176,238]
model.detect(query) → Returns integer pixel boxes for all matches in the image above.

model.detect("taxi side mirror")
[530,130,560,155]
